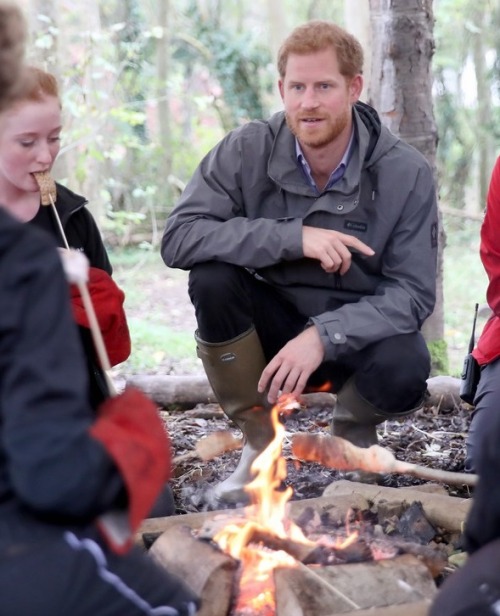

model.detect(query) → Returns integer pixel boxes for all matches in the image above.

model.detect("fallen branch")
[291,432,477,487]
[126,374,464,412]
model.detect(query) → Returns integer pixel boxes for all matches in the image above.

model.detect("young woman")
[0,66,176,516]
[0,66,130,409]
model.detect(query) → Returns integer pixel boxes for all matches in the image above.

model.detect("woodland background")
[18,0,500,377]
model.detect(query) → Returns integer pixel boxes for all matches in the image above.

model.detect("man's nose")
[301,87,319,109]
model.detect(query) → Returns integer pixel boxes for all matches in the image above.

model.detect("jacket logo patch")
[344,220,367,233]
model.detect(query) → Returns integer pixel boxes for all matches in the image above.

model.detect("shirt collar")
[296,127,355,192]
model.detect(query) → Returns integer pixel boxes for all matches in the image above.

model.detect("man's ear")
[349,74,363,103]
[278,79,285,101]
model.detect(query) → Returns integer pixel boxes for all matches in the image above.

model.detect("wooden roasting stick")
[292,432,478,487]
[33,172,117,396]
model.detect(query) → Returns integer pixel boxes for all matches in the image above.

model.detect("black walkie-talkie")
[459,303,481,405]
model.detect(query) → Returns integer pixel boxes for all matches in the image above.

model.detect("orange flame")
[214,395,308,612]
[214,393,356,613]
[304,380,332,393]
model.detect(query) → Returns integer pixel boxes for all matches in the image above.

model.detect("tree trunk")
[155,0,172,241]
[368,0,446,372]
[471,1,493,211]
[344,0,372,102]
[267,0,289,113]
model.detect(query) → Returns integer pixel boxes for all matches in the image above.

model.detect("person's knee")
[357,334,430,412]
[188,262,241,306]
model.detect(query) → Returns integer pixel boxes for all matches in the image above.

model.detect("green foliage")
[428,339,449,376]
[442,213,488,376]
[433,0,500,210]
[178,2,274,128]
[28,1,500,244]
[123,319,194,372]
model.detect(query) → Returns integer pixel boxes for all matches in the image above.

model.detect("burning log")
[149,524,239,616]
[150,525,438,616]
[199,517,316,563]
[292,431,477,487]
[198,516,372,566]
[273,553,436,615]
[324,480,471,534]
[137,485,469,547]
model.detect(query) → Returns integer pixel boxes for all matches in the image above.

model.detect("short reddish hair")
[277,20,364,80]
[10,65,60,105]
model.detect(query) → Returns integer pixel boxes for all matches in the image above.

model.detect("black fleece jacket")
[0,209,122,523]
[29,184,113,408]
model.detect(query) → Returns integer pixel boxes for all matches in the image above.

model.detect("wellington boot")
[332,377,422,485]
[195,327,273,504]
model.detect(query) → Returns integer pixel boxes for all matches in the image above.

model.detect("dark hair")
[0,2,27,111]
[277,20,363,80]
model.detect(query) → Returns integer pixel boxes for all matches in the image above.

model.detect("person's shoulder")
[227,112,285,142]
[55,183,88,213]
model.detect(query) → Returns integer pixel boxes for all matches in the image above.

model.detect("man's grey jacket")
[161,102,438,361]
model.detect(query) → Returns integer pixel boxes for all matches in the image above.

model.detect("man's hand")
[258,326,325,404]
[302,226,374,275]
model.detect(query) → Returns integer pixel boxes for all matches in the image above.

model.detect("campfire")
[211,395,307,614]
[144,394,467,615]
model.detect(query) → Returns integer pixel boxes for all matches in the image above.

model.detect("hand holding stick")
[34,171,117,396]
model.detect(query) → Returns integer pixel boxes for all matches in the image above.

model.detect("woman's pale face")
[0,94,61,195]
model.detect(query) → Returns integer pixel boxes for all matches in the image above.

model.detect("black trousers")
[0,508,198,616]
[188,262,430,413]
[465,358,500,472]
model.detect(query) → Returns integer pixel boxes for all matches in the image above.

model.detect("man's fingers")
[341,233,375,256]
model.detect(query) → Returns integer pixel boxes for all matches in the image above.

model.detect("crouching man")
[161,20,438,503]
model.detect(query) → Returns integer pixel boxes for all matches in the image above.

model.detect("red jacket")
[473,156,500,365]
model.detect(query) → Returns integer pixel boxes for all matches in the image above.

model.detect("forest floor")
[164,395,473,516]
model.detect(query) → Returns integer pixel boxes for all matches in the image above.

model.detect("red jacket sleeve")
[70,267,131,366]
[90,387,171,553]
[481,157,500,315]
[473,157,500,365]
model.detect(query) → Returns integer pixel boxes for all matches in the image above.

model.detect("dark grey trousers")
[188,261,430,413]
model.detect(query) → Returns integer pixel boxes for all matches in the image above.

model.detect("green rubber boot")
[332,377,423,484]
[195,327,273,503]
